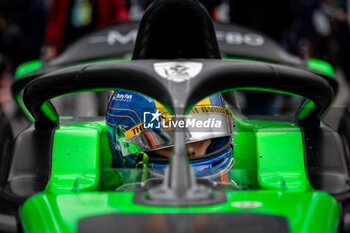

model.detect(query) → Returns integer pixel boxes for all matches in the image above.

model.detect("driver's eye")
[153,147,173,158]
[186,139,211,158]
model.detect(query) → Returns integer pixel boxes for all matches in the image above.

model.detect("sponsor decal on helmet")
[189,106,232,117]
[124,123,145,138]
[113,93,133,102]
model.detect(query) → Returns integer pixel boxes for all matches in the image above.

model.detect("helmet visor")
[116,112,234,157]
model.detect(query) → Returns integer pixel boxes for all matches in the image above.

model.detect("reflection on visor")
[116,112,234,157]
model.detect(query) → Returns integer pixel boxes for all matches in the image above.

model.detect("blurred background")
[0,0,349,135]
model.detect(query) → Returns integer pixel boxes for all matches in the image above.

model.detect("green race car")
[1,0,348,232]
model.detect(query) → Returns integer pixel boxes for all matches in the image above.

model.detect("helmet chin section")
[147,143,234,181]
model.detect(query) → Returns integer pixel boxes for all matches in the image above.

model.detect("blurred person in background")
[295,0,349,70]
[43,0,129,59]
[0,53,10,107]
[304,0,350,88]
[0,0,46,73]
[306,0,337,64]
[139,0,222,18]
[228,0,296,115]
[228,0,295,48]
[43,0,129,117]
[0,0,46,127]
[333,0,350,86]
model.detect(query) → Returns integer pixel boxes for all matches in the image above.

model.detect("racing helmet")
[106,90,235,181]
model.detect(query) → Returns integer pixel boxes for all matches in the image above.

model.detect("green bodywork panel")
[21,190,339,233]
[233,117,311,191]
[14,60,41,79]
[308,58,334,78]
[20,118,340,233]
[46,121,112,193]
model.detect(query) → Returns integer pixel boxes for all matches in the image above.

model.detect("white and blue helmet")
[106,90,235,181]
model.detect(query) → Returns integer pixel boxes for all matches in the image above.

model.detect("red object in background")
[45,0,129,53]
[0,62,10,105]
